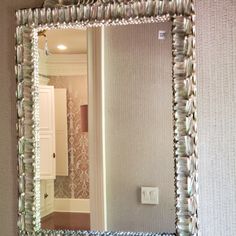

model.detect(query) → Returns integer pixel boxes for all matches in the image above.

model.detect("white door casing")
[88,27,107,231]
[39,85,56,180]
[54,88,69,176]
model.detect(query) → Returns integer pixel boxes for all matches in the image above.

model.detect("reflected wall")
[104,22,175,233]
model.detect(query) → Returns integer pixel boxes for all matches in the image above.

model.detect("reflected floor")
[41,212,90,230]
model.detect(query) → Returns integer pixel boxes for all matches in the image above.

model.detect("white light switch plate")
[141,187,159,205]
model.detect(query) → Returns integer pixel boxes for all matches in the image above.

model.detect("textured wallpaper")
[104,22,175,233]
[49,76,89,199]
[196,1,236,235]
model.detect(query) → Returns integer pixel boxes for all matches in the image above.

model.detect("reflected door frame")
[88,27,107,230]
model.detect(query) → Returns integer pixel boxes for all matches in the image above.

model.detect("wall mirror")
[16,1,198,236]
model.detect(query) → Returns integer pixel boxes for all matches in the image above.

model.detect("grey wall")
[104,23,175,233]
[0,1,44,236]
[196,1,236,235]
[0,1,236,236]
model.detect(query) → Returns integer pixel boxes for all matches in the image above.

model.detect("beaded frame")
[15,0,198,235]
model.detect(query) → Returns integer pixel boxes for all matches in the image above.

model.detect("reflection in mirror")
[38,22,175,233]
[38,29,89,231]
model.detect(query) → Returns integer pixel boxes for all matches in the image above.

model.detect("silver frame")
[15,1,198,235]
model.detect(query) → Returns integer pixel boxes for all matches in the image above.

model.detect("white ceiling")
[38,29,87,54]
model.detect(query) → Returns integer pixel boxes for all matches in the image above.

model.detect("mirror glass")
[38,22,175,233]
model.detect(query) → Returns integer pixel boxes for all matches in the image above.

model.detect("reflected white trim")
[39,49,87,76]
[54,198,90,213]
[101,26,107,230]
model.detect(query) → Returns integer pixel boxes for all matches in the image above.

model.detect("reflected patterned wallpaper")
[49,76,89,199]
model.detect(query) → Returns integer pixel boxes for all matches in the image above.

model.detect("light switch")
[141,187,159,205]
[158,30,166,40]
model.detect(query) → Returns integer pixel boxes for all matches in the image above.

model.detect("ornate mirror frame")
[15,0,198,235]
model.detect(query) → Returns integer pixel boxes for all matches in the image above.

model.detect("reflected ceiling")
[38,29,87,54]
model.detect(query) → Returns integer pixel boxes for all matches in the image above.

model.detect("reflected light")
[57,44,67,50]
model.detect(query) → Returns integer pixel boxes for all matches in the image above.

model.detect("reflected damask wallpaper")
[49,76,89,199]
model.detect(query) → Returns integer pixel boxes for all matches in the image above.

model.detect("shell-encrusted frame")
[15,0,198,235]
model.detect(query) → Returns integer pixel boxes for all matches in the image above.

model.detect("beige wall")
[1,1,236,236]
[104,22,175,233]
[196,1,236,235]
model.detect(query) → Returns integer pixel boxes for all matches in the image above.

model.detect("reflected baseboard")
[54,198,90,213]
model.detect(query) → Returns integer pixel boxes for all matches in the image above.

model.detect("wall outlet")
[141,187,159,205]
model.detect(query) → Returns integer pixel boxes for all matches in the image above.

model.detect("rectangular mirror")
[16,1,198,236]
[38,23,175,233]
